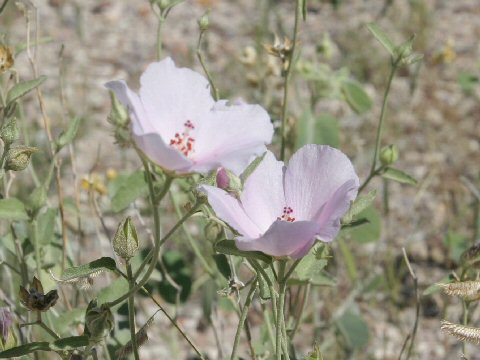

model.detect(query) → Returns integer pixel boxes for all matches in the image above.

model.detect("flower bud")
[204,221,223,242]
[198,13,210,32]
[84,300,114,342]
[108,91,129,127]
[0,118,19,145]
[112,217,139,261]
[4,146,38,171]
[0,308,12,343]
[216,168,242,197]
[379,144,399,166]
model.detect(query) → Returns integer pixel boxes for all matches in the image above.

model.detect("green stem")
[369,61,398,175]
[276,261,287,360]
[31,219,41,278]
[169,190,215,277]
[156,14,165,60]
[126,262,140,360]
[196,30,219,101]
[279,0,302,161]
[231,278,257,360]
[290,283,310,340]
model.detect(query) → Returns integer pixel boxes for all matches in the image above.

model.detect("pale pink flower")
[199,145,359,258]
[106,58,273,175]
[0,307,12,341]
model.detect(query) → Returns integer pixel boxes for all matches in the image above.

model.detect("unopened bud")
[379,144,399,166]
[108,91,129,127]
[5,146,38,171]
[198,13,210,32]
[204,221,223,242]
[216,168,242,197]
[85,300,114,342]
[112,217,139,261]
[0,118,19,145]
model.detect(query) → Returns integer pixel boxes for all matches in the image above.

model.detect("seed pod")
[112,217,139,261]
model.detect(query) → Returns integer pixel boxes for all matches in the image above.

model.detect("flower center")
[277,206,296,222]
[169,120,196,156]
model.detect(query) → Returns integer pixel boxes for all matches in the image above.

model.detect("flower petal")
[105,80,153,134]
[239,151,285,233]
[191,102,273,175]
[198,185,261,238]
[314,178,359,242]
[134,132,192,173]
[139,58,214,140]
[284,144,359,221]
[236,220,319,258]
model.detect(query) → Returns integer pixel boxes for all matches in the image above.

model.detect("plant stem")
[369,61,398,175]
[290,283,310,340]
[156,14,164,60]
[31,219,41,278]
[276,261,287,360]
[126,262,140,360]
[196,30,219,101]
[279,0,302,161]
[231,278,257,360]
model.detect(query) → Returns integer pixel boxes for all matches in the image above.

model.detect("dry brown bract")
[440,320,480,345]
[0,45,13,74]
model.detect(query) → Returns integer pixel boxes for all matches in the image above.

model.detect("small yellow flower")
[106,168,118,181]
[81,174,107,195]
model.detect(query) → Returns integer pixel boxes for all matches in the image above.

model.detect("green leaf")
[36,208,57,245]
[444,230,468,263]
[156,250,192,304]
[51,307,85,335]
[341,81,372,114]
[294,249,328,282]
[55,116,82,152]
[366,23,396,57]
[51,336,89,351]
[0,198,28,221]
[110,171,148,212]
[336,307,369,349]
[458,72,479,94]
[214,240,272,263]
[381,167,417,185]
[0,342,51,358]
[347,206,381,244]
[57,257,117,282]
[6,76,47,105]
[342,190,377,225]
[15,37,53,55]
[240,153,266,184]
[213,254,231,280]
[423,276,452,296]
[296,112,340,149]
[97,278,129,305]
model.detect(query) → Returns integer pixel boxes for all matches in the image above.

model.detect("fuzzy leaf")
[336,307,369,349]
[6,76,47,105]
[0,342,51,358]
[381,167,417,185]
[110,171,148,212]
[36,208,57,245]
[367,23,396,57]
[342,190,377,225]
[214,240,272,263]
[296,112,340,149]
[0,198,28,221]
[55,116,82,152]
[341,80,372,114]
[57,257,117,282]
[51,336,89,351]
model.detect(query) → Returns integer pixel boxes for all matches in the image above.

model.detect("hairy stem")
[126,262,140,360]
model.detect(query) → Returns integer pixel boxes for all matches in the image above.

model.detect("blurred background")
[1,0,479,358]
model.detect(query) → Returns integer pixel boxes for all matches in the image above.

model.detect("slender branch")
[0,0,9,15]
[279,0,302,161]
[196,30,219,101]
[276,261,287,360]
[231,278,257,360]
[126,263,140,360]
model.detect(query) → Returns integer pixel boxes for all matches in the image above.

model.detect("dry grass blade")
[441,320,480,345]
[440,281,480,300]
[116,313,156,359]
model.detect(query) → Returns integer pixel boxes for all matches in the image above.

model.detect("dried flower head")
[440,280,480,301]
[264,35,293,61]
[19,277,58,312]
[0,45,13,74]
[441,320,480,345]
[116,315,155,359]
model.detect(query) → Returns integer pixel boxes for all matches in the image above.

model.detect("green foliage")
[341,80,372,114]
[156,250,193,304]
[381,167,417,185]
[109,171,149,212]
[0,342,50,358]
[6,76,47,105]
[0,198,28,221]
[56,257,117,283]
[296,112,340,149]
[444,230,468,264]
[342,190,377,225]
[458,72,479,94]
[55,116,82,153]
[366,23,396,57]
[213,254,231,280]
[347,206,381,244]
[336,307,369,350]
[214,239,273,263]
[36,208,57,246]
